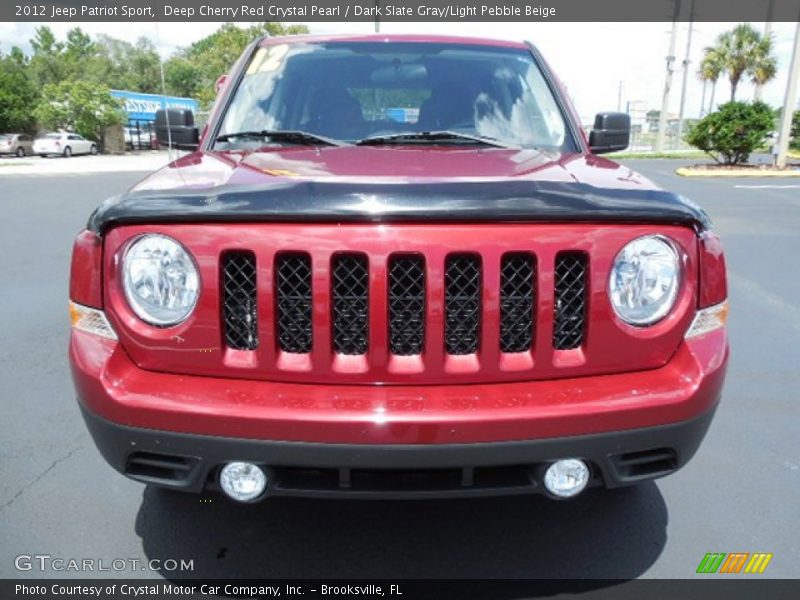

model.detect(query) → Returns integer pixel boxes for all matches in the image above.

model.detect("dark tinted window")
[218,42,571,149]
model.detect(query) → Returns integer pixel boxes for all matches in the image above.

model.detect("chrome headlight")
[122,234,200,326]
[609,235,680,326]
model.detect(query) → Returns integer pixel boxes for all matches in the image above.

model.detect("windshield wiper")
[356,130,515,149]
[214,130,346,147]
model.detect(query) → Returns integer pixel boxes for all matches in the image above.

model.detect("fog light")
[544,459,590,498]
[219,462,268,502]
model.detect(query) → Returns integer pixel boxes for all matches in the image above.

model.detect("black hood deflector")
[87,180,711,234]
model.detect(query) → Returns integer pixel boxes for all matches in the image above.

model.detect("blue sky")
[1,20,797,125]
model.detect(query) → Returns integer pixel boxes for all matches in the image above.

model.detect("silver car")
[0,133,34,157]
[33,132,98,158]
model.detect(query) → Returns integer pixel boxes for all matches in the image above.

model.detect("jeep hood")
[130,146,657,190]
[87,147,711,234]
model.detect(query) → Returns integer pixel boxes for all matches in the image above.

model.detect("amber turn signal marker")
[69,301,118,340]
[685,300,728,339]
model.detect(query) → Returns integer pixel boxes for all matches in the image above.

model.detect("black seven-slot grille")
[221,251,258,351]
[553,252,588,350]
[500,253,536,352]
[388,256,426,355]
[276,253,313,353]
[332,254,369,355]
[444,255,482,355]
[220,251,589,357]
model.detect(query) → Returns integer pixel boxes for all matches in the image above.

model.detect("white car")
[33,132,98,158]
[124,127,156,149]
[0,133,34,157]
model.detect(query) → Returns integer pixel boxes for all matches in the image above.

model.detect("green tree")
[165,22,308,107]
[28,26,66,88]
[93,35,162,92]
[28,27,153,90]
[91,34,129,86]
[0,46,40,132]
[685,101,774,165]
[33,80,125,143]
[127,38,162,93]
[710,24,777,101]
[63,27,98,78]
[164,55,201,99]
[791,111,800,152]
[698,47,724,115]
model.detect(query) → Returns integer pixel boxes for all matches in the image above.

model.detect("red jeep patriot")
[69,35,728,502]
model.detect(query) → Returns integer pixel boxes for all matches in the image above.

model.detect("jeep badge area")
[69,35,728,501]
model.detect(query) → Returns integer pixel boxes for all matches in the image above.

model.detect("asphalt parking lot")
[0,160,798,581]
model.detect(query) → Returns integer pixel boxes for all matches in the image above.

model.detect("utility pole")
[699,80,707,118]
[776,19,800,169]
[755,0,775,102]
[676,0,695,146]
[618,81,623,112]
[656,0,682,152]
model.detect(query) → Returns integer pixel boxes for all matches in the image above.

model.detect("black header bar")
[4,0,800,22]
[3,579,800,600]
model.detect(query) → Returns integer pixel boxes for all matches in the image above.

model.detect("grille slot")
[445,254,481,355]
[553,252,587,350]
[276,253,313,353]
[500,253,536,353]
[222,252,258,350]
[332,254,369,355]
[389,256,426,355]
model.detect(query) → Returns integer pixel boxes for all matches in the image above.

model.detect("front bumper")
[80,403,717,498]
[71,327,727,498]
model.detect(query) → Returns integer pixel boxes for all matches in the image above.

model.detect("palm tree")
[698,47,724,115]
[750,45,778,92]
[711,24,777,102]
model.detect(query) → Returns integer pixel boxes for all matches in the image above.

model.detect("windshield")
[216,42,572,150]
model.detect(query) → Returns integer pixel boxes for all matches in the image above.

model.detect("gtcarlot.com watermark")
[15,554,194,573]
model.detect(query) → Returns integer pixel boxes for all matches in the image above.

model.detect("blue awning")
[111,90,199,122]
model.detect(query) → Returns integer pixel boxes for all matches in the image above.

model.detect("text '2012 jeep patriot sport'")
[69,34,728,502]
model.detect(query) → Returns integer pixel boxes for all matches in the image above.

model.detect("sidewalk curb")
[676,167,800,178]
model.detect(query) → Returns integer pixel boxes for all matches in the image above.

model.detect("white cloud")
[1,20,796,124]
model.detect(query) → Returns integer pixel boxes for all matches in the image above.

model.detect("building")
[110,90,200,150]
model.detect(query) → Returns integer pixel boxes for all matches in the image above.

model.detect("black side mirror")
[588,112,631,154]
[155,109,199,150]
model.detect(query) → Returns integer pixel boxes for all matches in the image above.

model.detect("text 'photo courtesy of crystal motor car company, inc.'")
[69,33,729,505]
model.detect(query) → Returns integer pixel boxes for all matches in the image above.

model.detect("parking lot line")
[734,184,800,189]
